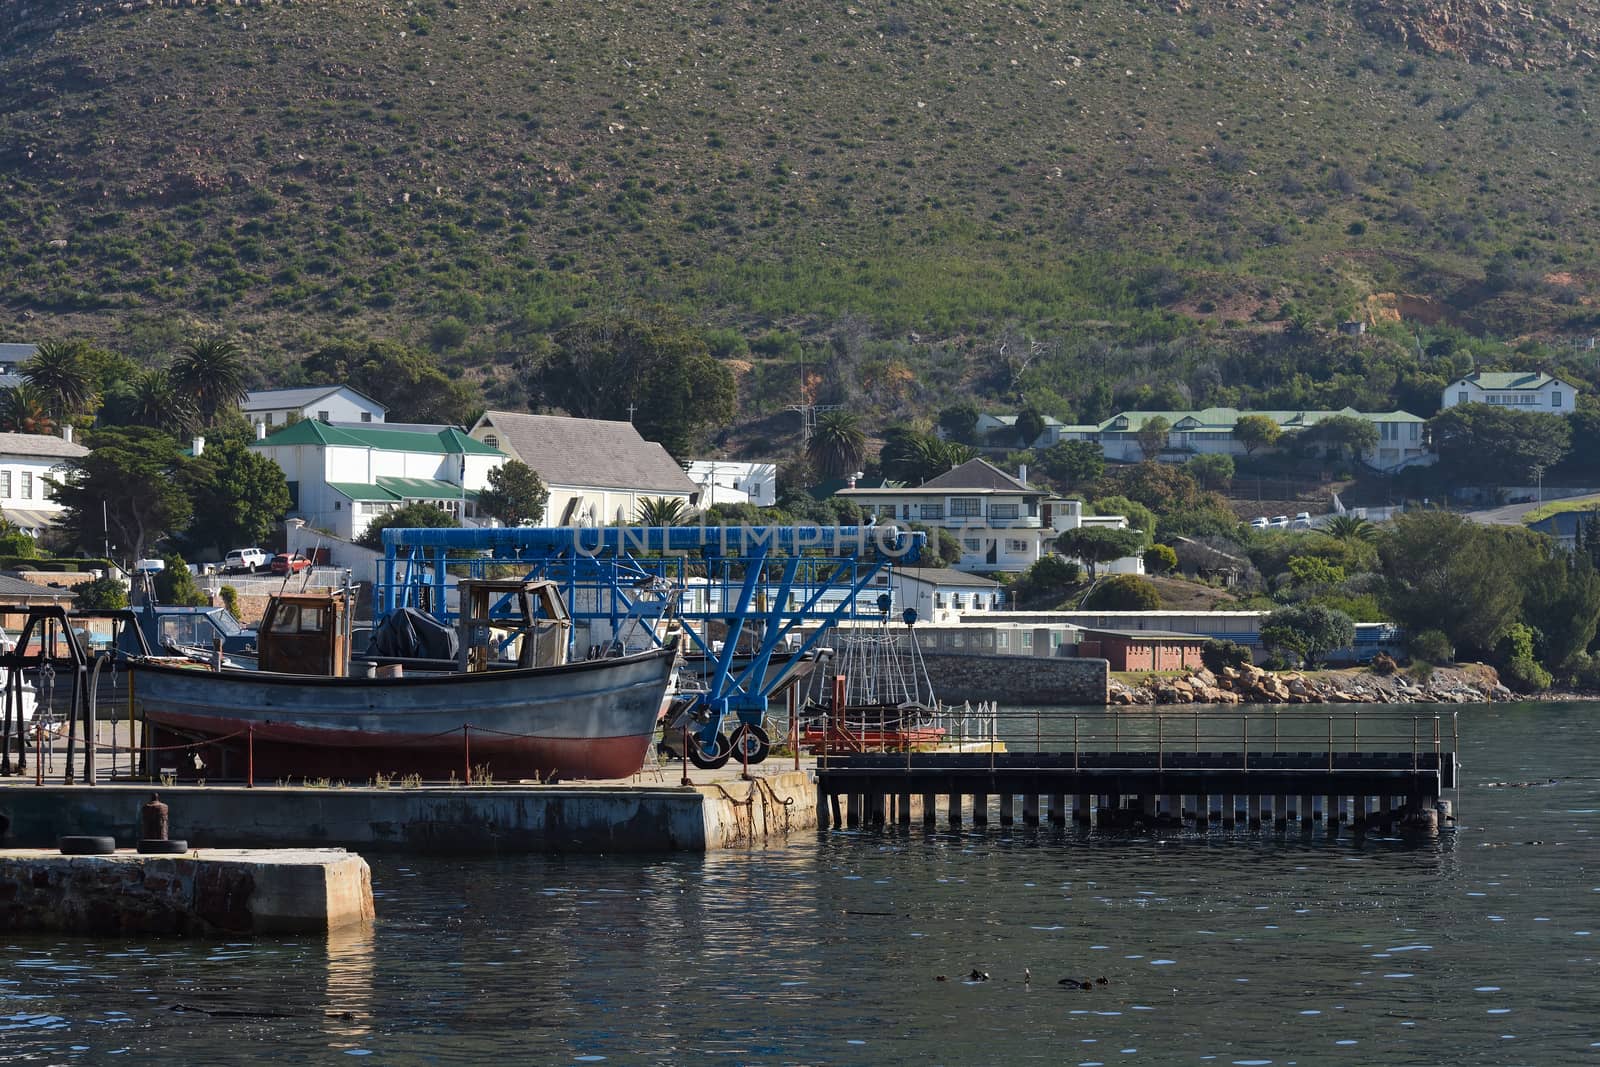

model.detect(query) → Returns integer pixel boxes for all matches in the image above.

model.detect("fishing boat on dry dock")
[131,579,679,782]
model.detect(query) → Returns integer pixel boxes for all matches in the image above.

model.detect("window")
[484,434,499,448]
[1553,392,1563,409]
[265,412,274,427]
[919,504,945,520]
[317,410,331,423]
[360,412,373,423]
[934,594,946,608]
[1409,423,1419,441]
[1457,391,1468,405]
[997,631,1009,649]
[334,500,342,510]
[1007,539,1029,552]
[989,502,1018,519]
[962,538,980,551]
[0,471,9,498]
[949,497,981,518]
[952,595,965,610]
[20,472,31,500]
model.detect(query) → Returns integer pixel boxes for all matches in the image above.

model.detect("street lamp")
[1531,463,1546,513]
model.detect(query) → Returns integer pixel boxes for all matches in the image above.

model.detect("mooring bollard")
[141,793,169,842]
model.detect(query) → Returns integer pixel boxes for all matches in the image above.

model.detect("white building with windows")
[1441,372,1579,416]
[1092,406,1430,471]
[0,429,87,535]
[839,458,1140,575]
[241,386,388,434]
[684,460,778,508]
[250,419,503,541]
[468,412,699,525]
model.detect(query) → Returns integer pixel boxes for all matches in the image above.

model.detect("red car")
[270,553,312,575]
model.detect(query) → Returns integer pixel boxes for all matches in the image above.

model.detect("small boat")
[132,580,679,782]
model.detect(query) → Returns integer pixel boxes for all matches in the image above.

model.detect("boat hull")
[132,647,677,782]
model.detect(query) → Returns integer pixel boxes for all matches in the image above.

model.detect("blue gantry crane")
[373,525,925,768]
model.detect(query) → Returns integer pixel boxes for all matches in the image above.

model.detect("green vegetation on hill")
[7,0,1600,450]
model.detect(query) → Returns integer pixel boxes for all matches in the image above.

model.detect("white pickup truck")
[221,547,270,574]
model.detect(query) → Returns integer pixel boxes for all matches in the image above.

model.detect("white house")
[468,411,699,525]
[250,420,504,541]
[839,458,1141,575]
[1441,372,1579,416]
[0,429,88,535]
[881,566,1006,624]
[969,412,1068,449]
[241,386,388,434]
[684,460,778,508]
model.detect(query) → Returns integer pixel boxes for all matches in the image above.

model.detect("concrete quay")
[0,847,374,936]
[0,767,818,855]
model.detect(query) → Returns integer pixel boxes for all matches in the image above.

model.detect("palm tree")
[21,340,95,419]
[1324,514,1378,542]
[171,335,248,424]
[130,368,199,434]
[807,411,867,480]
[636,497,692,526]
[0,384,57,435]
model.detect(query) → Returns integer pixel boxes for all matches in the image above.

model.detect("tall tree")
[1136,415,1171,460]
[478,460,549,527]
[1260,604,1355,667]
[937,402,980,445]
[305,339,480,426]
[1055,526,1146,579]
[1014,405,1048,448]
[1303,414,1379,463]
[185,438,292,553]
[808,411,867,479]
[879,427,976,484]
[1427,404,1571,485]
[172,336,249,425]
[129,368,199,434]
[49,427,193,563]
[1378,510,1523,656]
[529,309,735,458]
[1037,439,1104,489]
[1232,414,1281,454]
[21,339,96,418]
[0,384,56,435]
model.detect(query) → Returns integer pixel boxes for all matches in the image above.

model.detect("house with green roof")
[1091,406,1430,471]
[1442,372,1580,417]
[251,419,506,540]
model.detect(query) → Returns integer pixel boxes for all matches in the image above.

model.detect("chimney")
[847,471,861,489]
[61,425,72,444]
[256,422,268,440]
[192,435,205,457]
[1017,463,1028,484]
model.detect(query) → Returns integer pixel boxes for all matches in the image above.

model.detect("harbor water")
[4,702,1598,1064]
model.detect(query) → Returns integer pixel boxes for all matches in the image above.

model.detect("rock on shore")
[1108,663,1515,706]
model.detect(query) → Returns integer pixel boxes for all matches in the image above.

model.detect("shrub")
[1369,651,1398,676]
[1143,543,1178,574]
[1500,656,1552,693]
[219,585,240,618]
[1082,574,1162,611]
[74,575,129,610]
[1409,629,1454,665]
[154,554,209,607]
[1201,638,1253,674]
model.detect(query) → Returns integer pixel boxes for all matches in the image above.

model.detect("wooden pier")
[814,710,1458,834]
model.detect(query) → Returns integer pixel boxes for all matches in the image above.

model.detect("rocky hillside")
[4,0,1600,410]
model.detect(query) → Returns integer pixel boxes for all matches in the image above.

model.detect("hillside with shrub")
[6,0,1600,448]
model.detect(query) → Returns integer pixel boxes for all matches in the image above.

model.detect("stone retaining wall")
[922,653,1108,706]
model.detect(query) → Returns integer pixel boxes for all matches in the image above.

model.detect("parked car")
[1267,515,1290,529]
[1249,516,1269,530]
[222,547,270,574]
[1291,512,1313,529]
[270,553,312,575]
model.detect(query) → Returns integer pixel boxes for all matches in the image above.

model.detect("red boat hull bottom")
[147,715,656,783]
